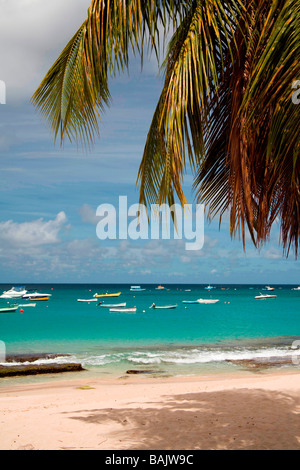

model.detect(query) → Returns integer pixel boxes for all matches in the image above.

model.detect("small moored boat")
[0,304,19,313]
[23,291,52,299]
[204,285,215,290]
[255,293,277,299]
[0,287,27,299]
[99,303,127,308]
[77,299,98,303]
[18,304,36,307]
[109,307,137,313]
[150,303,177,309]
[93,292,121,298]
[197,299,219,304]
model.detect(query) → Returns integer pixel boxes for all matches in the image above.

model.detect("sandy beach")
[1,371,300,450]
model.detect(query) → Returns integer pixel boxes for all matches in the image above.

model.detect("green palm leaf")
[32,0,186,147]
[138,0,246,209]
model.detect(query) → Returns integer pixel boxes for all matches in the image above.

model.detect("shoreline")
[1,369,300,450]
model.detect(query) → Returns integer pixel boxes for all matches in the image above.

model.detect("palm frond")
[32,0,186,148]
[138,0,246,209]
[31,23,107,148]
[195,0,300,253]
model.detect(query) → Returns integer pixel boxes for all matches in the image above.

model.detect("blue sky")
[0,0,298,285]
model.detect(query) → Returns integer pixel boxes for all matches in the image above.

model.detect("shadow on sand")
[65,387,300,450]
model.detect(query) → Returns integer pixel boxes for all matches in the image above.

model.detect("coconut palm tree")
[32,0,300,256]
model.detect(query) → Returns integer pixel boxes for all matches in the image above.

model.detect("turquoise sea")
[0,284,300,383]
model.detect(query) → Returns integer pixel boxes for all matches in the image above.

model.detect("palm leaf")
[32,0,186,147]
[138,0,246,210]
[195,0,300,253]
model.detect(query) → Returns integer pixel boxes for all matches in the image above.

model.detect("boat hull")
[23,293,52,299]
[255,295,277,299]
[0,306,19,313]
[150,305,178,309]
[29,297,49,301]
[109,308,137,313]
[18,304,36,307]
[93,292,121,298]
[99,303,127,308]
[197,299,219,304]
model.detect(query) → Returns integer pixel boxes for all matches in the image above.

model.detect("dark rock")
[0,363,84,378]
[126,369,165,375]
[227,356,294,370]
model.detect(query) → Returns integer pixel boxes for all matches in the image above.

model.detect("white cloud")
[0,211,67,247]
[0,0,170,105]
[79,204,100,225]
[263,247,282,260]
[0,0,166,105]
[0,0,91,102]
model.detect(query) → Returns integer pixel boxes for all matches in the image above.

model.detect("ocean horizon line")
[0,282,298,286]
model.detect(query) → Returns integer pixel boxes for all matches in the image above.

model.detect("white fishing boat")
[182,300,200,304]
[109,307,137,313]
[0,286,27,299]
[292,286,300,291]
[77,299,98,302]
[204,285,215,290]
[197,299,219,304]
[255,293,277,299]
[99,302,127,308]
[23,291,52,299]
[130,286,146,291]
[150,303,177,309]
[18,304,36,307]
[264,286,275,291]
[0,304,19,313]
